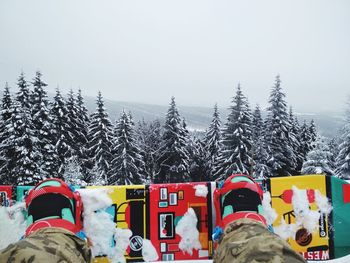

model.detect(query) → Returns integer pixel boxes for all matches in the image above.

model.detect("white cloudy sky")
[0,0,349,112]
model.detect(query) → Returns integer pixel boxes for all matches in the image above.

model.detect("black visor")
[28,193,74,222]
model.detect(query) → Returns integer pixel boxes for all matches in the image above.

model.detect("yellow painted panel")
[270,175,329,255]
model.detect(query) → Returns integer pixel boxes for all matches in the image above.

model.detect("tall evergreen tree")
[327,138,338,172]
[188,136,208,182]
[302,136,334,176]
[76,89,90,125]
[252,137,270,179]
[4,72,40,185]
[16,71,32,109]
[264,75,296,176]
[110,111,144,185]
[251,104,264,146]
[87,92,113,184]
[76,89,90,182]
[155,97,190,183]
[214,84,253,180]
[1,83,13,121]
[31,71,59,179]
[335,124,350,179]
[309,120,318,150]
[66,89,79,155]
[300,121,312,160]
[0,83,15,183]
[203,103,222,180]
[136,119,162,183]
[9,101,40,185]
[51,88,73,175]
[251,105,270,178]
[289,107,303,175]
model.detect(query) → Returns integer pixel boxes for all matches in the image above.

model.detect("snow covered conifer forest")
[0,72,349,186]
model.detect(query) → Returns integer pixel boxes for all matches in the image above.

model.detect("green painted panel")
[331,177,350,258]
[16,186,34,202]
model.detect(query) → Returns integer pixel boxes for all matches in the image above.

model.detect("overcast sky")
[0,0,349,113]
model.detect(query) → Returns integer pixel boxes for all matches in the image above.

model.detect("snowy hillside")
[82,96,344,137]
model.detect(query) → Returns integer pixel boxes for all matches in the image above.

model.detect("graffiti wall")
[1,175,350,262]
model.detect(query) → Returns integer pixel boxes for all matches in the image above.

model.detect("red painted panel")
[343,184,350,203]
[148,182,212,260]
[0,185,12,207]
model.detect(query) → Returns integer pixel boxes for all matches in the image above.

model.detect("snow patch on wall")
[142,239,159,262]
[262,192,278,225]
[194,185,208,197]
[175,208,202,255]
[79,188,116,258]
[78,188,113,214]
[274,218,298,240]
[315,190,332,214]
[0,202,26,250]
[84,209,116,257]
[292,186,321,234]
[274,186,332,240]
[111,228,133,263]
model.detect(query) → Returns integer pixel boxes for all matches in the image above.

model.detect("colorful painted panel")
[148,182,214,261]
[0,185,12,206]
[269,175,331,261]
[89,185,147,262]
[330,176,350,258]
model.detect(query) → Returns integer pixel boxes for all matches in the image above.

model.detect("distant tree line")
[0,72,348,186]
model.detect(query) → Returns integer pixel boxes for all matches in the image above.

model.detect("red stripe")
[343,184,350,203]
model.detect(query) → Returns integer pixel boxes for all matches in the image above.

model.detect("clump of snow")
[0,202,26,250]
[315,190,332,214]
[84,209,116,257]
[292,186,320,234]
[262,191,278,225]
[111,228,133,263]
[194,185,208,197]
[78,188,119,259]
[175,208,202,255]
[142,239,158,262]
[274,218,297,240]
[274,186,333,241]
[78,188,113,214]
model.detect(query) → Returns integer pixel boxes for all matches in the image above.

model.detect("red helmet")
[214,174,266,229]
[25,178,83,237]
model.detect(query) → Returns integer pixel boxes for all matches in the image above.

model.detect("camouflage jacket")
[214,218,307,263]
[0,227,92,263]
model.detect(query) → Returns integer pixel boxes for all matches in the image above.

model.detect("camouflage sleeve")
[214,218,307,263]
[0,227,92,263]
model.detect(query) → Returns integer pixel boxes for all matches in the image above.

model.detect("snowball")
[175,208,202,255]
[194,185,208,197]
[315,190,332,215]
[142,239,158,262]
[262,191,278,225]
[0,202,26,250]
